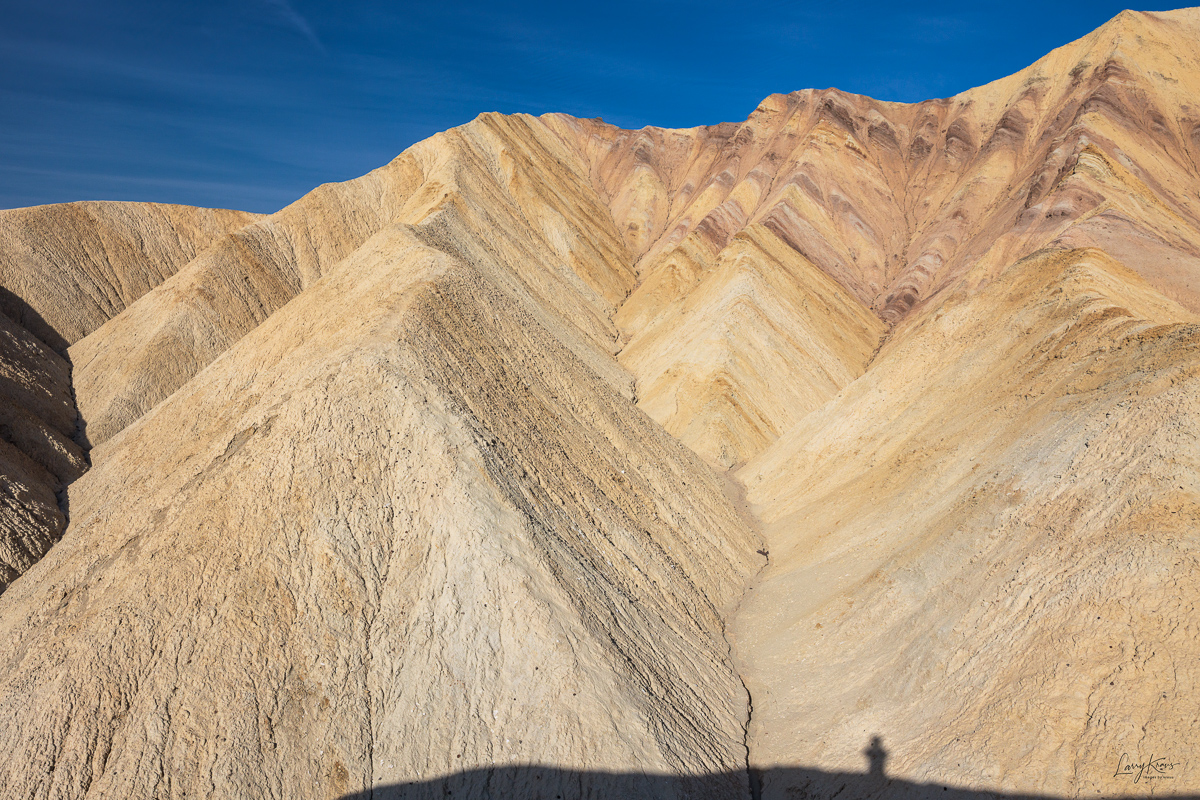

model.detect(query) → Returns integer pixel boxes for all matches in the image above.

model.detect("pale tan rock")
[68,114,636,450]
[0,201,259,349]
[617,223,885,468]
[0,7,1198,800]
[0,133,760,799]
[0,201,256,591]
[735,248,1200,797]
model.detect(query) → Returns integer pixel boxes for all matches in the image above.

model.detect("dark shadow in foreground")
[338,763,1197,800]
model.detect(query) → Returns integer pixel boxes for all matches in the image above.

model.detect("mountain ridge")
[0,7,1198,798]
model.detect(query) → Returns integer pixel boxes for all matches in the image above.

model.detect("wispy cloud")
[0,163,300,212]
[262,0,325,53]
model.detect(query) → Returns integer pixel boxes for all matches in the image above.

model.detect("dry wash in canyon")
[1,8,1198,800]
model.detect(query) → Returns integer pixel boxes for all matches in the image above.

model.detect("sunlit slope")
[0,200,254,592]
[734,248,1200,796]
[536,11,1197,471]
[0,212,759,799]
[0,6,1199,799]
[0,201,259,350]
[561,8,1200,321]
[68,113,635,450]
[59,6,1200,469]
[616,224,885,468]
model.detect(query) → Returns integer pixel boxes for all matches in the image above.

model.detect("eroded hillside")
[0,7,1198,800]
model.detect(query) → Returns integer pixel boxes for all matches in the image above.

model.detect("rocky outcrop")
[0,310,85,593]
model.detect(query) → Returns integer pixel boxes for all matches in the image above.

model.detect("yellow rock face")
[0,201,260,349]
[617,223,886,468]
[736,248,1200,795]
[0,115,762,799]
[0,7,1198,799]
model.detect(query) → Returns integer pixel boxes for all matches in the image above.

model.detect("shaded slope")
[734,248,1200,796]
[0,311,86,593]
[340,764,1199,800]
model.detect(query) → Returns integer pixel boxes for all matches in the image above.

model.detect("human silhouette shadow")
[864,735,888,778]
[339,734,1199,799]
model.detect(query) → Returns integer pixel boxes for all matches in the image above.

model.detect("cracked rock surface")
[1,8,1199,799]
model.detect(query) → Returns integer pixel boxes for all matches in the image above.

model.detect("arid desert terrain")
[0,7,1198,799]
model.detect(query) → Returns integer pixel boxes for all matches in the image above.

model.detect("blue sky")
[0,1,1171,213]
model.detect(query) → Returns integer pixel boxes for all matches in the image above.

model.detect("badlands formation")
[1,7,1199,800]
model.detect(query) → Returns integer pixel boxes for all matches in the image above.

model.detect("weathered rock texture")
[0,202,260,350]
[0,117,761,800]
[723,10,1200,798]
[0,6,1198,800]
[736,248,1200,797]
[0,309,85,593]
[0,201,258,588]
